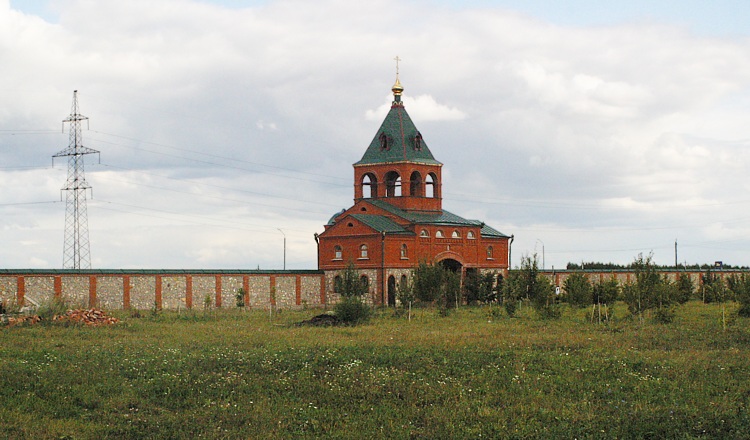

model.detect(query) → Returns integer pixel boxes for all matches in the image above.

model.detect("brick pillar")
[17,276,25,306]
[89,276,97,308]
[123,276,131,309]
[295,275,302,306]
[270,275,277,306]
[54,276,62,299]
[320,275,326,306]
[155,276,163,310]
[243,275,250,308]
[215,275,222,308]
[185,275,193,309]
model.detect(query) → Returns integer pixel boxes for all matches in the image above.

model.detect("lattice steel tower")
[53,90,99,269]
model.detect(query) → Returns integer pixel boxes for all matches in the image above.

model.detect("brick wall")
[0,270,325,311]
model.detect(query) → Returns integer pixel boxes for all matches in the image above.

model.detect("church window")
[360,275,369,291]
[334,245,342,260]
[409,171,423,196]
[467,231,476,239]
[379,132,390,150]
[419,229,428,237]
[362,173,378,198]
[487,246,494,259]
[385,171,401,197]
[451,230,460,238]
[426,173,437,198]
[414,131,423,151]
[400,274,408,289]
[400,244,408,259]
[436,230,444,238]
[360,244,369,259]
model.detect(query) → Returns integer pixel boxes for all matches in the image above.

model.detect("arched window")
[413,131,423,151]
[487,246,494,259]
[360,244,369,259]
[362,173,378,198]
[451,230,460,238]
[334,245,342,260]
[436,230,445,238]
[385,171,401,197]
[379,132,390,150]
[419,229,429,237]
[467,231,476,239]
[333,275,342,293]
[409,171,423,196]
[426,173,437,198]
[400,244,408,259]
[360,275,369,291]
[400,274,408,288]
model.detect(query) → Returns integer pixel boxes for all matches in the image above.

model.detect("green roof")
[355,104,441,166]
[366,199,509,238]
[350,214,413,235]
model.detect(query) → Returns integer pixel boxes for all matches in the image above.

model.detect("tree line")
[332,253,750,324]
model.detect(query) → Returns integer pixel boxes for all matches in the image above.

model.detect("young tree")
[676,274,694,304]
[464,271,497,304]
[563,272,592,308]
[622,253,679,323]
[592,276,619,307]
[333,262,371,324]
[411,260,461,313]
[728,273,750,317]
[701,269,728,304]
[502,271,521,317]
[518,254,559,319]
[591,276,619,323]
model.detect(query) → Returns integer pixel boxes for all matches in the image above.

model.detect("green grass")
[2,302,750,439]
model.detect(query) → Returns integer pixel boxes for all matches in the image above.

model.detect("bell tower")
[353,75,443,213]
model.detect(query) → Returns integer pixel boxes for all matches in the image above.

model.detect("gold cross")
[394,55,401,77]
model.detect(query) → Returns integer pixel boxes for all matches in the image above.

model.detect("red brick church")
[316,76,510,305]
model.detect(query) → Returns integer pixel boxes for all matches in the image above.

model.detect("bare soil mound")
[296,313,341,327]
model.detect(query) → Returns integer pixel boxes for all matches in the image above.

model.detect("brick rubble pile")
[1,308,119,327]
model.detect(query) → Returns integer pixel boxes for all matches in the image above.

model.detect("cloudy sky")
[2,0,750,270]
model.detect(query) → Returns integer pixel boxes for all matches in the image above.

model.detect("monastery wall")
[1,268,744,311]
[0,270,326,311]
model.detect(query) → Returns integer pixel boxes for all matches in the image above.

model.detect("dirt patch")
[296,313,341,327]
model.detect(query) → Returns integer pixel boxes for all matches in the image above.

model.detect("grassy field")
[2,302,750,439]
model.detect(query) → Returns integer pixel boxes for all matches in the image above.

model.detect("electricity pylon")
[53,90,99,269]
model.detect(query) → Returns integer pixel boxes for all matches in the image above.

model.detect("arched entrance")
[387,275,396,306]
[439,258,462,273]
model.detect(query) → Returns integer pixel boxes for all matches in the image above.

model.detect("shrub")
[235,288,246,308]
[334,297,372,325]
[332,262,371,324]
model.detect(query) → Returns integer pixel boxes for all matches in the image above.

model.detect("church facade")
[316,77,510,305]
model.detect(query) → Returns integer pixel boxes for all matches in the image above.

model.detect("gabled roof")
[365,199,509,238]
[355,92,441,166]
[349,214,414,235]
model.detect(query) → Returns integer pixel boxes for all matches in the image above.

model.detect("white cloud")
[365,94,466,122]
[2,0,750,269]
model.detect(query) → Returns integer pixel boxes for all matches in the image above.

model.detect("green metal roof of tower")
[354,79,442,166]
